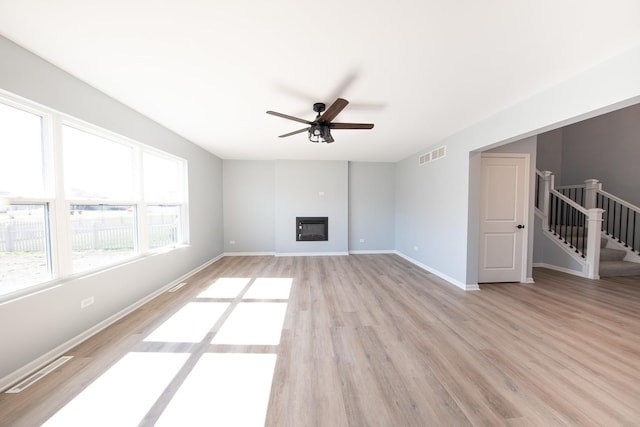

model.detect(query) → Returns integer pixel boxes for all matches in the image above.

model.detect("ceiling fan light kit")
[266,98,374,144]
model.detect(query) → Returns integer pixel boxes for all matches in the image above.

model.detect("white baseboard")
[224,252,275,257]
[225,250,395,256]
[0,254,224,393]
[532,262,594,279]
[275,251,349,257]
[349,250,395,254]
[394,251,479,291]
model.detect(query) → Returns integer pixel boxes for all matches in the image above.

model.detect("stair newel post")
[542,171,554,229]
[585,208,604,279]
[584,179,601,209]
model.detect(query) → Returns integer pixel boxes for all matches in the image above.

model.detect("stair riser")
[599,248,627,262]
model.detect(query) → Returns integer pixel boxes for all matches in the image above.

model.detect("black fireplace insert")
[296,217,328,241]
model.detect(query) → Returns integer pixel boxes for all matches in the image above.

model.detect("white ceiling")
[1,1,640,162]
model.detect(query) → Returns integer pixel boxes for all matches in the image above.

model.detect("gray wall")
[561,103,640,207]
[0,36,224,386]
[275,160,349,254]
[396,44,640,286]
[536,128,564,184]
[533,215,584,273]
[222,160,395,255]
[395,146,469,284]
[348,162,395,252]
[223,160,275,253]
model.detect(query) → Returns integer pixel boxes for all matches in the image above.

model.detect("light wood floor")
[2,254,640,426]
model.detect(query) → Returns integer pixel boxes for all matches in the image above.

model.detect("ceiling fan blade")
[318,98,349,123]
[330,123,375,129]
[279,127,309,138]
[266,111,313,125]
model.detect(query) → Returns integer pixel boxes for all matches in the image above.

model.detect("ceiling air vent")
[419,145,446,166]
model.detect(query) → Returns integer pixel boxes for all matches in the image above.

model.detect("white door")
[478,154,529,283]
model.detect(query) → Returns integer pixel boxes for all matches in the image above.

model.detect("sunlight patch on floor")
[197,277,251,299]
[211,302,288,345]
[43,276,293,425]
[42,352,189,427]
[155,353,277,427]
[143,302,230,343]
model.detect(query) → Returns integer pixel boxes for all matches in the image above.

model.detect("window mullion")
[50,114,73,279]
[135,145,148,253]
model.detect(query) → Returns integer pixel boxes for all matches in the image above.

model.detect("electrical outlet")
[80,296,94,309]
[229,240,236,245]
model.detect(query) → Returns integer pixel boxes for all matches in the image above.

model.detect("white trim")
[349,250,395,254]
[224,252,275,257]
[5,356,73,394]
[540,228,589,269]
[0,254,224,393]
[275,252,349,257]
[479,153,531,284]
[394,251,480,291]
[598,188,640,213]
[533,262,596,279]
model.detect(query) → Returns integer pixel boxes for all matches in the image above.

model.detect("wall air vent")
[418,152,431,165]
[419,145,447,165]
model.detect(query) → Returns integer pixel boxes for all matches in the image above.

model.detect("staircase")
[599,244,640,276]
[566,229,640,277]
[535,171,640,278]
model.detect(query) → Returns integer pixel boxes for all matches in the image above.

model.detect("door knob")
[516,224,525,229]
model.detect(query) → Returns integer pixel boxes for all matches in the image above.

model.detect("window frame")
[0,90,189,302]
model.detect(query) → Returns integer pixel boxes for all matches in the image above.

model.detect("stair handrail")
[548,174,640,261]
[537,170,603,278]
[597,188,640,214]
[596,186,640,254]
[556,184,586,206]
[550,188,588,215]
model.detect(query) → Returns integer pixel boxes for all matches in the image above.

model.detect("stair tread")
[599,247,627,262]
[599,260,640,277]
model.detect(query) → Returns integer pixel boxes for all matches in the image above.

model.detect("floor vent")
[168,282,188,293]
[5,356,73,394]
[419,145,447,165]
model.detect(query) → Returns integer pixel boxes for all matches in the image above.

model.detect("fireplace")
[296,217,328,241]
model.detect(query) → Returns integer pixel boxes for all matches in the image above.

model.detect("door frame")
[478,152,531,284]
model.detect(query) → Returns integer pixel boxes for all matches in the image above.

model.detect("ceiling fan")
[266,98,374,143]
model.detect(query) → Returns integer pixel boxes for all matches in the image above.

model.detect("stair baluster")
[540,171,604,278]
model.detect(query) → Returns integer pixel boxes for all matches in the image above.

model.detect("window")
[1,101,53,295]
[63,125,134,201]
[144,152,185,249]
[69,204,137,274]
[0,102,46,197]
[147,205,181,249]
[143,152,183,203]
[62,125,138,272]
[0,92,188,300]
[0,204,51,294]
